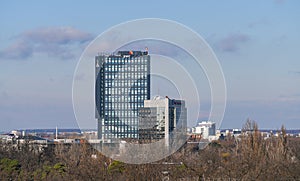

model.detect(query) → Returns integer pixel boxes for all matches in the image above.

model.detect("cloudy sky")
[0,0,299,132]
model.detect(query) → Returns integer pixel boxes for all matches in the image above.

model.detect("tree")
[0,158,21,180]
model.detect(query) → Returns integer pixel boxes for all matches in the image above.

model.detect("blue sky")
[0,0,299,131]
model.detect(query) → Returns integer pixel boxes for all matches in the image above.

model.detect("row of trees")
[1,120,300,180]
[177,121,300,180]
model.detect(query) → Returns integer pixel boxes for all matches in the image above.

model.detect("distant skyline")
[0,1,300,132]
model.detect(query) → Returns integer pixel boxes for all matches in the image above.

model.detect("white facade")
[141,96,187,145]
[193,121,216,140]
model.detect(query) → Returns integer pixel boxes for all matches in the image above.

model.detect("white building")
[138,96,187,145]
[192,121,216,141]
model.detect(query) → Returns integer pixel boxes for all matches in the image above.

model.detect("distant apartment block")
[193,121,216,140]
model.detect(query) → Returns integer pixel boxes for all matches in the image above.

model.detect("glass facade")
[138,97,187,143]
[95,51,150,139]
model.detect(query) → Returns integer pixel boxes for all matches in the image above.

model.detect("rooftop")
[97,50,149,58]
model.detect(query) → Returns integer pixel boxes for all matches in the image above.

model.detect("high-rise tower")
[95,50,150,140]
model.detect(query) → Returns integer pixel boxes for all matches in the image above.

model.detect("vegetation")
[0,120,299,180]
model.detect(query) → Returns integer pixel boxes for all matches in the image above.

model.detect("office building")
[95,50,150,139]
[138,96,187,143]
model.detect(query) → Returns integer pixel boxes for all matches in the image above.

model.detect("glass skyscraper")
[95,51,150,140]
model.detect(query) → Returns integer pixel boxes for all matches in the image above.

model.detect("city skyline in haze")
[0,1,300,131]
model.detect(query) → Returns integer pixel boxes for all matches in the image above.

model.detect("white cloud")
[0,26,94,60]
[21,26,93,44]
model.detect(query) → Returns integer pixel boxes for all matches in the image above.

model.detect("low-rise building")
[192,121,217,141]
